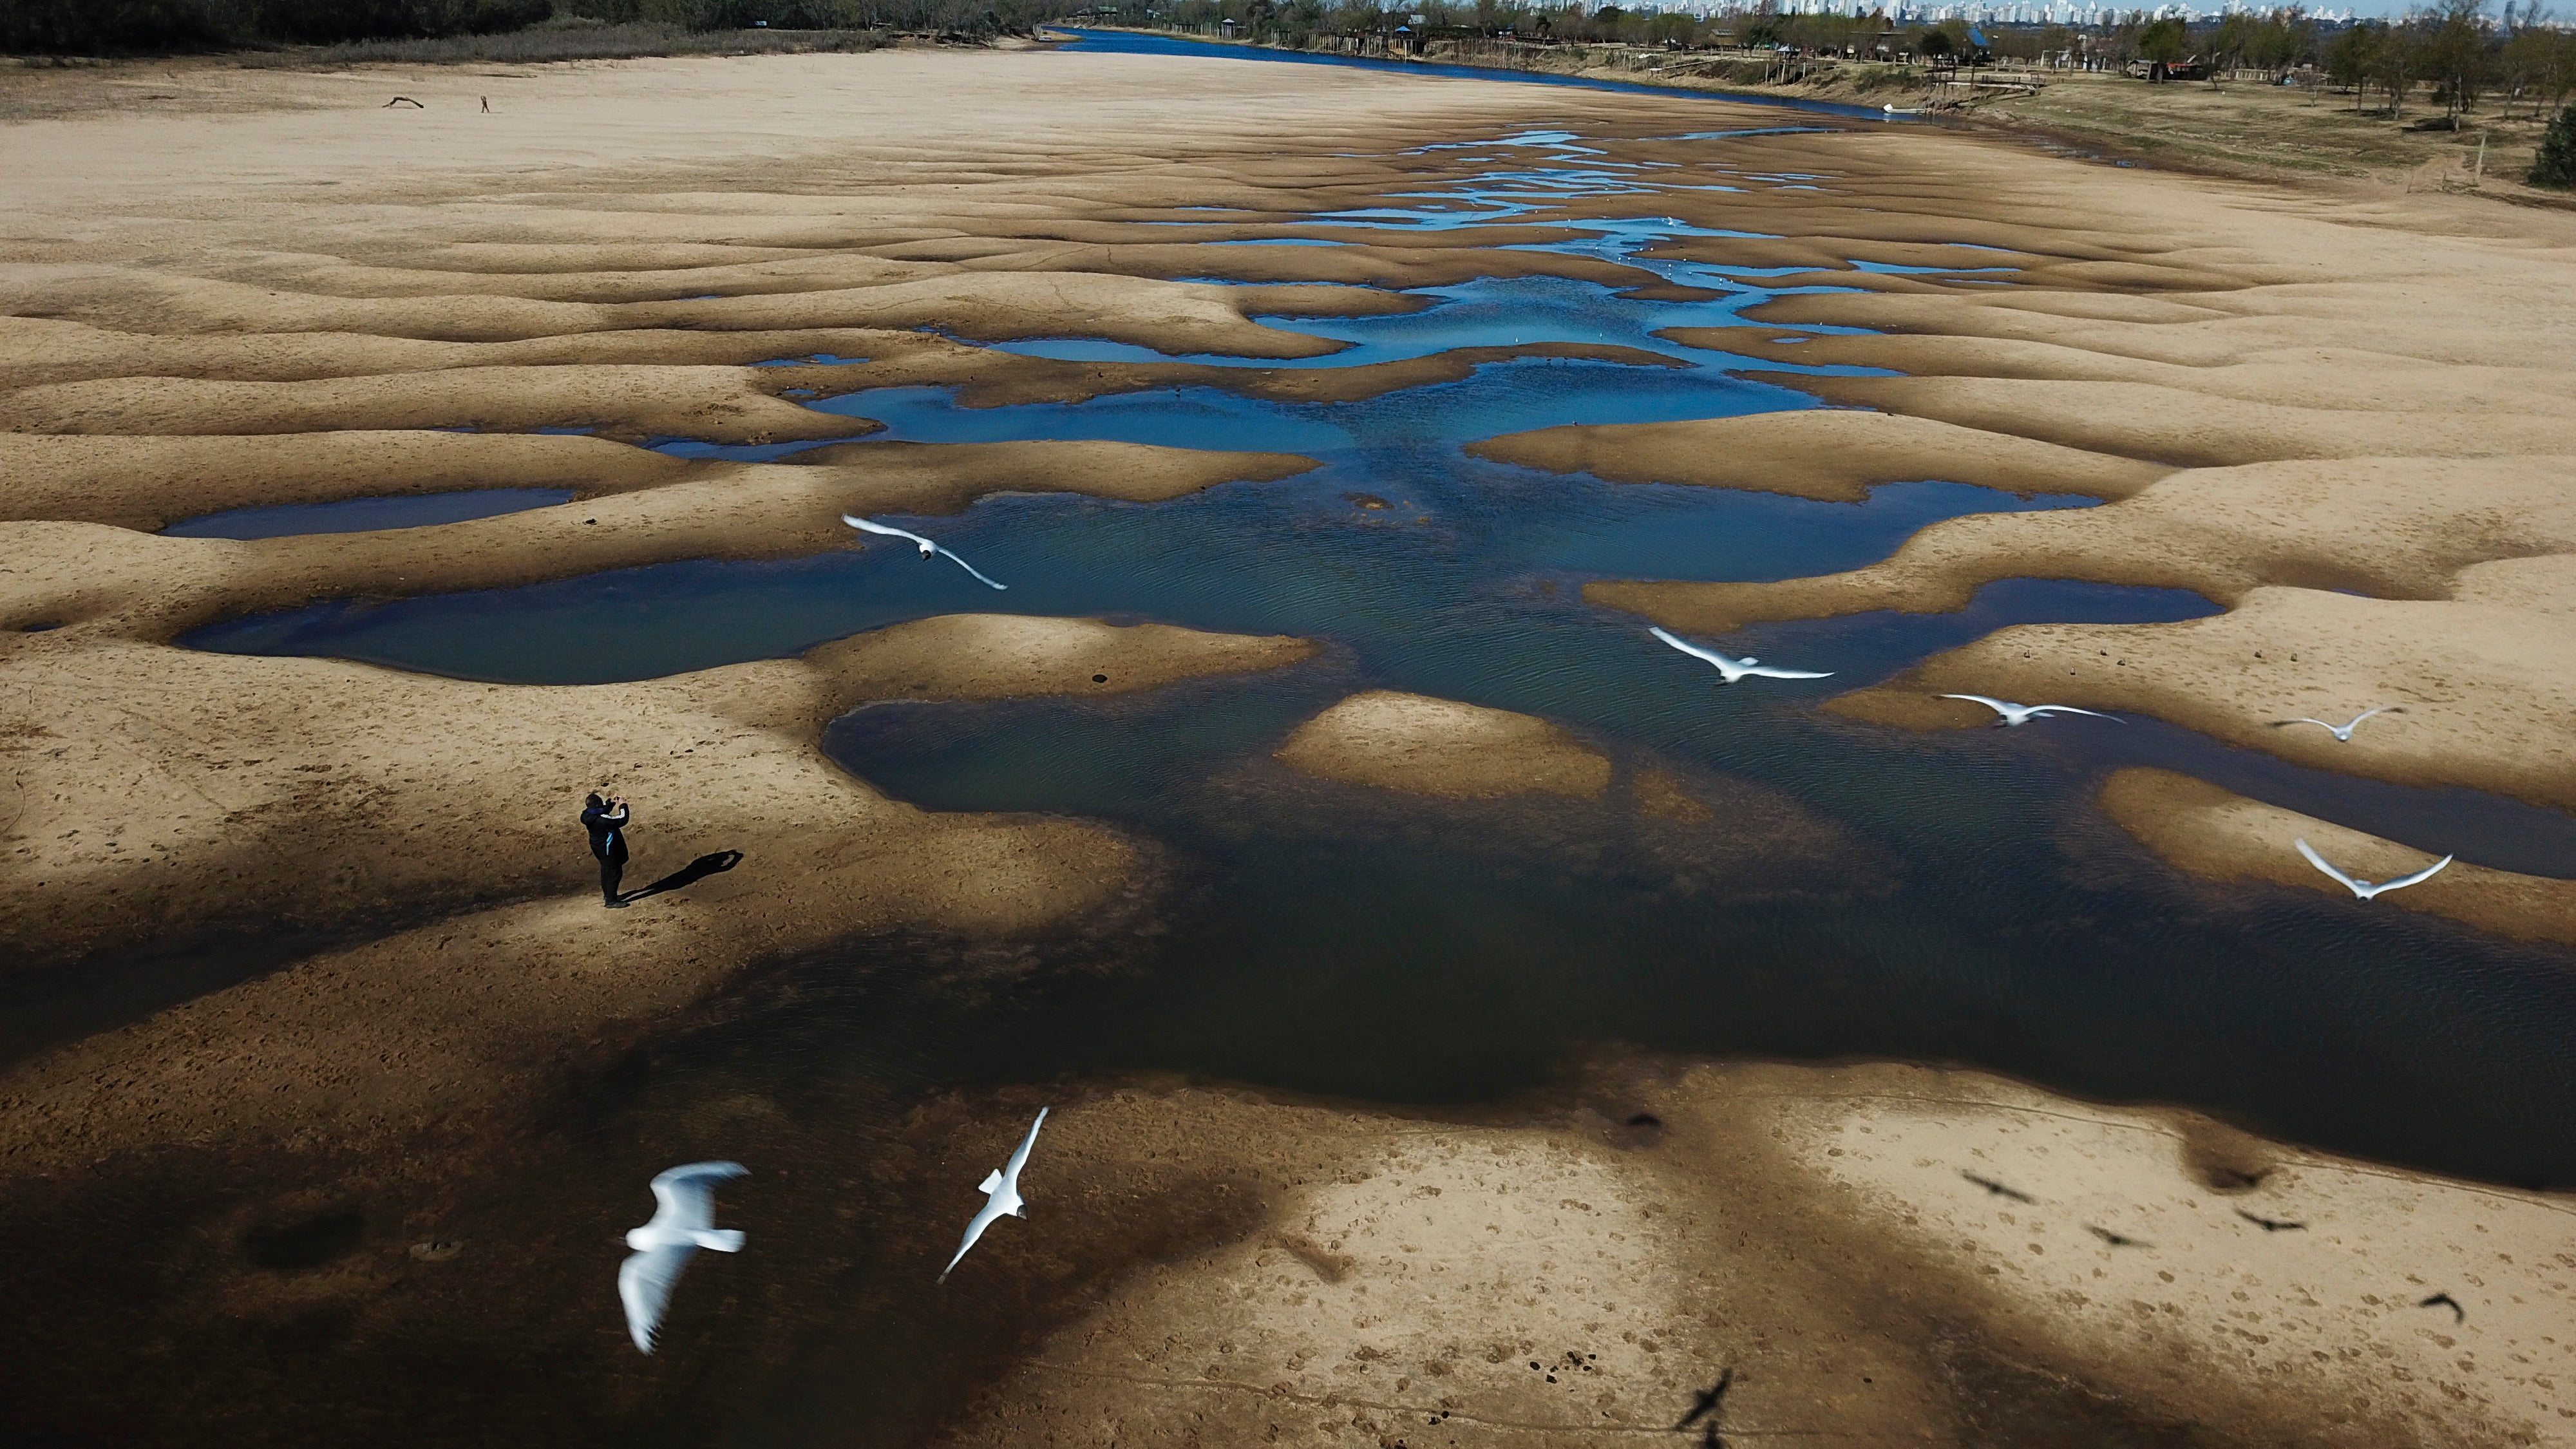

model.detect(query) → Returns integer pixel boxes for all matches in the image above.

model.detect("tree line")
[2,0,1045,53]
[2322,0,2575,119]
[1134,0,2576,120]
[8,0,2573,186]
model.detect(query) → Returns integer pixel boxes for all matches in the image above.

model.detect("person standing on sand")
[583,792,631,907]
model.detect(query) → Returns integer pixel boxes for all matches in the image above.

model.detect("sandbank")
[14,1051,2567,1446]
[1564,129,2576,837]
[0,430,691,530]
[1475,408,2172,503]
[768,339,1689,413]
[6,36,2575,1448]
[2099,767,2576,946]
[1809,566,2576,811]
[1,43,1741,1186]
[0,614,1316,1170]
[0,440,1316,639]
[1273,690,1612,800]
[933,1057,2576,1448]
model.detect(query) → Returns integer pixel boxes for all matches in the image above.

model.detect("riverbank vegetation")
[3,0,1039,56]
[1092,1,2573,194]
[8,0,2573,196]
[1123,0,2573,120]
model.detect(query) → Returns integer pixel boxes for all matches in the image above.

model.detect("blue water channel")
[164,487,578,539]
[1045,26,1910,121]
[177,120,2576,1189]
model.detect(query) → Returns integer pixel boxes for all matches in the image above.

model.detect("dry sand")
[1549,132,2576,848]
[1810,567,2576,813]
[6,48,1571,1182]
[5,39,2573,1449]
[0,614,1316,1172]
[2101,767,2576,946]
[1473,406,2174,502]
[1273,690,1613,800]
[935,1057,2576,1449]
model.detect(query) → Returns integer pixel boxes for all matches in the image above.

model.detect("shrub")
[2535,103,2576,189]
[2,0,553,51]
[3,0,228,52]
[240,0,554,43]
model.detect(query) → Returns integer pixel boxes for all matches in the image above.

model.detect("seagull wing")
[647,1160,746,1231]
[1740,663,1835,680]
[1000,1107,1049,1190]
[2293,838,2367,898]
[2340,706,2396,730]
[2025,705,2122,723]
[842,514,933,550]
[619,1244,692,1354]
[2372,854,2454,895]
[2273,717,2333,731]
[933,547,1009,591]
[1647,626,1733,670]
[941,1198,1008,1282]
[1939,694,2017,719]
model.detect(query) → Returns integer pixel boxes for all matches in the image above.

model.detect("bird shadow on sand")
[622,850,744,904]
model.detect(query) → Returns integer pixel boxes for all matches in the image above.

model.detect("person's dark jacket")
[582,802,630,864]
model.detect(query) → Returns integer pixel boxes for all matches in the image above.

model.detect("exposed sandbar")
[1761,373,2576,469]
[1808,565,2576,811]
[795,436,1318,504]
[934,1057,2576,1448]
[1,365,880,447]
[944,236,1663,292]
[1274,690,1611,800]
[772,339,1685,413]
[1683,325,2568,417]
[1,439,1316,637]
[0,614,1316,1172]
[0,44,2571,1449]
[0,430,690,530]
[0,316,930,390]
[2099,767,2576,946]
[1597,454,2576,642]
[1564,131,2576,842]
[1473,408,2171,503]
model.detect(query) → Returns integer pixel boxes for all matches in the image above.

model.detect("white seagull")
[1940,693,2125,728]
[2272,706,2401,742]
[841,514,1007,590]
[941,1107,1048,1282]
[1648,626,1833,685]
[620,1160,748,1355]
[2294,837,2454,900]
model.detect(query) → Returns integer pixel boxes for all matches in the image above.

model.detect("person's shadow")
[619,850,744,904]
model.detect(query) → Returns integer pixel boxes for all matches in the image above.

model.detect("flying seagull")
[2295,837,2453,900]
[1939,694,2124,728]
[941,1107,1048,1282]
[2271,706,2401,742]
[841,514,1007,590]
[1648,626,1833,685]
[620,1161,748,1354]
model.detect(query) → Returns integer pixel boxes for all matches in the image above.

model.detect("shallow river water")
[176,74,2576,1191]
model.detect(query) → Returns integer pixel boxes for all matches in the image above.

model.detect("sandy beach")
[5,37,2573,1449]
